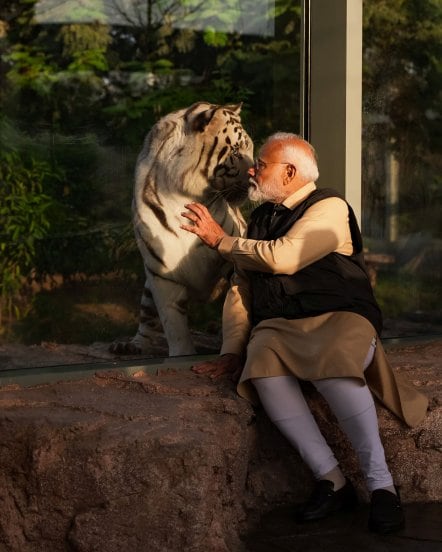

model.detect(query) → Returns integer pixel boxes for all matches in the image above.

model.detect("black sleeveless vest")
[246,188,383,334]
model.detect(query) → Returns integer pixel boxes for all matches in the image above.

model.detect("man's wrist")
[211,231,227,249]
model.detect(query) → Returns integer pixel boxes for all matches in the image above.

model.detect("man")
[180,132,427,534]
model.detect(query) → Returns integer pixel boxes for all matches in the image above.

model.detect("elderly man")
[180,132,427,534]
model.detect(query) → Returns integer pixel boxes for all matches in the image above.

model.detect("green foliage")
[203,28,229,48]
[0,150,55,327]
[33,221,143,280]
[362,0,442,239]
[102,72,255,148]
[67,48,109,72]
[60,23,111,71]
[0,0,439,344]
[374,270,440,319]
[363,0,442,151]
[1,0,302,143]
[4,46,57,96]
[59,23,111,57]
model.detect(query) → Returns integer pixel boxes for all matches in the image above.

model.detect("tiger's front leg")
[110,275,195,356]
[109,275,159,355]
[147,274,196,356]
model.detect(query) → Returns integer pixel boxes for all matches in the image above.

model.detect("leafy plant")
[0,151,56,328]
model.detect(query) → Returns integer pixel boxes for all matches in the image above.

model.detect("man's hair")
[265,132,320,183]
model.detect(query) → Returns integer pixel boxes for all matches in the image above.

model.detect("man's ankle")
[320,466,346,491]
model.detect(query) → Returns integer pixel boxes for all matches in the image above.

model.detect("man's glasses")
[253,159,295,173]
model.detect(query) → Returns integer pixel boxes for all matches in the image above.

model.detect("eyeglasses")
[253,158,295,173]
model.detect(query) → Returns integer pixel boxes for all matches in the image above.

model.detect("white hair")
[264,132,319,183]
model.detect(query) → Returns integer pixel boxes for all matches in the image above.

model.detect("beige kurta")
[216,183,428,428]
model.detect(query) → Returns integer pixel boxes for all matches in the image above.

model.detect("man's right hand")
[191,353,243,382]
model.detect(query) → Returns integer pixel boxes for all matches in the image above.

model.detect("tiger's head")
[140,101,254,206]
[183,102,254,205]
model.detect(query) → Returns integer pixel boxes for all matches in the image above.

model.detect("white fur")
[111,102,253,356]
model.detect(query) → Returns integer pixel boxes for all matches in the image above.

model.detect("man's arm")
[181,197,352,275]
[219,269,252,356]
[192,268,252,380]
[218,197,352,274]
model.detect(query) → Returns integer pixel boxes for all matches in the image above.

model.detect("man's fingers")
[184,203,213,224]
[197,203,210,216]
[180,211,197,222]
[180,223,198,234]
[209,367,226,380]
[191,363,212,373]
[208,361,232,379]
[191,355,242,379]
[184,202,206,218]
[191,360,220,374]
[192,358,230,375]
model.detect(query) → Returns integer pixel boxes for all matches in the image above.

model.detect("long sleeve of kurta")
[218,196,353,274]
[219,185,354,356]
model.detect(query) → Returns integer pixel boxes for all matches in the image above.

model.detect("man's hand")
[191,353,243,382]
[180,202,227,248]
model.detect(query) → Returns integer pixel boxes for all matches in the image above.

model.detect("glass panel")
[0,0,301,369]
[362,0,442,338]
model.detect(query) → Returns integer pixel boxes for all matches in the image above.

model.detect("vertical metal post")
[308,0,363,222]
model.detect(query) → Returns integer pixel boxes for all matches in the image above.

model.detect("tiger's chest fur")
[134,187,245,296]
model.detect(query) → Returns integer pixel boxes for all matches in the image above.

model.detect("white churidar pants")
[251,339,394,491]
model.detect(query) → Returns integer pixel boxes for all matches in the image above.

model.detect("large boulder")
[0,340,440,551]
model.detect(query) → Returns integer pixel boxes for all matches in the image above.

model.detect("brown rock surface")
[0,339,440,552]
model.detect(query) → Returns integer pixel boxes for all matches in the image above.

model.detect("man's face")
[247,142,289,203]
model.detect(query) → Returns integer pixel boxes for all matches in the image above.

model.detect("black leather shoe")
[369,488,405,534]
[296,478,358,522]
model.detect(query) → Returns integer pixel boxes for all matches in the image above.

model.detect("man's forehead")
[260,140,285,160]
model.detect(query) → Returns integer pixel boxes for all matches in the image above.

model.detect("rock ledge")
[0,340,440,552]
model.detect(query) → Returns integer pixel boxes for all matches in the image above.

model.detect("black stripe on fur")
[142,175,177,236]
[144,197,178,237]
[202,136,218,178]
[143,240,166,266]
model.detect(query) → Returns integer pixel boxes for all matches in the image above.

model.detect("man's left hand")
[180,202,226,248]
[191,353,243,382]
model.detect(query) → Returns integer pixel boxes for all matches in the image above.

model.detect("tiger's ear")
[190,107,217,133]
[224,102,242,115]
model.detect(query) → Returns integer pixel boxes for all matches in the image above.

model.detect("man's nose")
[247,166,255,177]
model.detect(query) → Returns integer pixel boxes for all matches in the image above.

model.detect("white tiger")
[111,101,253,356]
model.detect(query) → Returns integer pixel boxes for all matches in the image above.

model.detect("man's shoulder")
[309,187,345,202]
[305,188,349,213]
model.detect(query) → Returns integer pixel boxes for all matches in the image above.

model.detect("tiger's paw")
[109,340,143,355]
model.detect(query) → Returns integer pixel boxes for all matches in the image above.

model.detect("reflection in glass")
[362,0,441,338]
[0,0,301,368]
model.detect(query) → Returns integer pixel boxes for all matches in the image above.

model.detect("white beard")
[248,176,282,203]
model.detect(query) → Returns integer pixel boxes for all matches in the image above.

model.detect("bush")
[0,151,56,328]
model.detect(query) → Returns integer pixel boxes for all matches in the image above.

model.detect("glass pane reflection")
[0,0,301,369]
[362,0,442,338]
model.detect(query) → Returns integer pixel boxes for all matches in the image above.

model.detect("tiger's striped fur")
[111,102,253,356]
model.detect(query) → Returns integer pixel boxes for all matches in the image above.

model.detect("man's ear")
[287,164,296,179]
